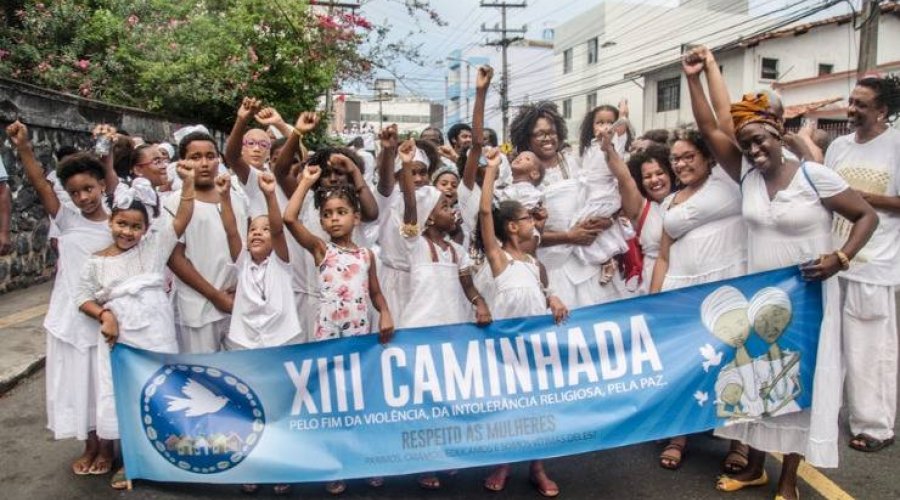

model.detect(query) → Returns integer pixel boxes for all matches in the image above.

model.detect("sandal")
[716,471,769,492]
[530,471,560,498]
[366,477,385,488]
[659,439,686,470]
[483,465,510,492]
[273,484,291,496]
[88,454,113,476]
[241,484,260,494]
[325,480,346,495]
[849,433,895,453]
[110,467,132,491]
[418,474,441,490]
[72,452,96,476]
[723,441,750,473]
[774,486,800,500]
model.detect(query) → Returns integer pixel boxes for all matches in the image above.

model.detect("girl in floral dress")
[283,161,394,495]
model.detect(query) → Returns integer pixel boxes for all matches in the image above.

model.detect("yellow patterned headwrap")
[731,92,784,136]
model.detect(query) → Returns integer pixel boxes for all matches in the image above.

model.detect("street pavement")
[0,282,897,499]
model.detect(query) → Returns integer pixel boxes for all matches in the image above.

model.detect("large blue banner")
[112,267,822,483]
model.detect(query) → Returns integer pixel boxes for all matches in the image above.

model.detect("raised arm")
[224,97,261,184]
[376,124,399,197]
[479,148,506,276]
[92,124,120,193]
[6,121,60,217]
[215,173,243,262]
[254,106,293,139]
[257,170,289,262]
[283,165,328,263]
[463,66,493,190]
[331,153,378,222]
[397,138,419,225]
[599,129,644,220]
[273,111,318,196]
[683,48,743,181]
[170,161,197,237]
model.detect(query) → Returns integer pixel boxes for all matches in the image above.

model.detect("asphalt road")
[0,370,897,499]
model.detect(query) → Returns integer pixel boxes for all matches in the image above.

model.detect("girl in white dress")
[684,46,878,499]
[75,163,196,489]
[7,121,120,477]
[478,147,568,498]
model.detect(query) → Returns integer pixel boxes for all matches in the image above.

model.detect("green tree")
[0,0,435,130]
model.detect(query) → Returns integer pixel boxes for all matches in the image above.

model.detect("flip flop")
[849,433,895,453]
[483,465,510,492]
[71,454,95,476]
[110,467,132,491]
[716,471,769,492]
[418,474,442,490]
[530,472,560,498]
[88,454,112,476]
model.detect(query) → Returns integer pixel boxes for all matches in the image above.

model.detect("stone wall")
[0,78,222,293]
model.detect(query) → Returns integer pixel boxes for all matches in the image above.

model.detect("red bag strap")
[636,200,652,237]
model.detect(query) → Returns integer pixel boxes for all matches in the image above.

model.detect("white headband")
[747,287,792,325]
[701,286,749,333]
[173,124,211,144]
[158,142,175,159]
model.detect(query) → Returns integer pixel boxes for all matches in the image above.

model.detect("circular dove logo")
[140,364,265,474]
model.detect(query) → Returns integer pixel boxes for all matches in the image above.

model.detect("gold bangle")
[834,250,850,270]
[400,223,420,238]
[180,195,195,201]
[469,294,482,305]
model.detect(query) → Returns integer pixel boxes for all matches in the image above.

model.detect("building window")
[656,76,680,112]
[563,48,573,74]
[818,63,834,76]
[586,92,597,111]
[587,37,598,65]
[562,98,572,119]
[761,57,779,80]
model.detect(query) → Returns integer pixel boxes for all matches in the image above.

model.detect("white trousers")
[176,318,229,354]
[840,278,898,440]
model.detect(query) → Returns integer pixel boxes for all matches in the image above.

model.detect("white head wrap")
[431,164,459,184]
[158,142,175,160]
[115,177,158,210]
[747,287,792,325]
[173,124,212,145]
[415,186,443,229]
[394,147,431,173]
[701,286,749,333]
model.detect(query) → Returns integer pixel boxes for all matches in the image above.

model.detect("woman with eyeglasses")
[647,126,749,471]
[509,102,615,309]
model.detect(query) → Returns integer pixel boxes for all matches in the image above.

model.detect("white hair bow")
[114,177,157,210]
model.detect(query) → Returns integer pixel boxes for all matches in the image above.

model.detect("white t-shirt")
[826,128,900,286]
[228,251,301,348]
[164,189,248,327]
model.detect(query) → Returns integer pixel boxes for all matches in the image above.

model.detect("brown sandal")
[722,441,749,473]
[660,438,686,470]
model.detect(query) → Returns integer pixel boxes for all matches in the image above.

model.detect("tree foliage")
[0,0,435,130]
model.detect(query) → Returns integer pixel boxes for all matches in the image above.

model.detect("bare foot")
[484,464,510,492]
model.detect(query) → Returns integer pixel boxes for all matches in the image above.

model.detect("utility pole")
[857,0,881,76]
[481,1,526,143]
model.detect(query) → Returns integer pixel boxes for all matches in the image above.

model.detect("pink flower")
[330,308,349,321]
[336,285,352,301]
[75,59,90,71]
[0,49,9,60]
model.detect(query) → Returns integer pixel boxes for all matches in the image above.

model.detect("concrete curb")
[0,355,45,396]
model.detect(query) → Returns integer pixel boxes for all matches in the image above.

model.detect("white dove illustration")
[165,378,230,417]
[693,390,709,406]
[699,343,723,372]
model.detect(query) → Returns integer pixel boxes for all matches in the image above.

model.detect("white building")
[334,95,444,136]
[444,39,555,136]
[629,2,900,134]
[549,0,755,137]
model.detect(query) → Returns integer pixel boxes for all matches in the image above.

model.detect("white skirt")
[45,332,97,440]
[715,277,841,468]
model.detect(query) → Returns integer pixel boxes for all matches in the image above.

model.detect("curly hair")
[668,127,713,163]
[626,143,675,199]
[509,101,568,155]
[447,123,472,148]
[578,105,619,156]
[57,152,106,185]
[306,146,366,177]
[857,74,900,123]
[313,184,360,213]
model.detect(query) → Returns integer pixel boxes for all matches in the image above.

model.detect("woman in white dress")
[647,126,748,471]
[684,46,878,500]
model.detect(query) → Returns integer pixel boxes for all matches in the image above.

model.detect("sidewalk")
[0,281,52,394]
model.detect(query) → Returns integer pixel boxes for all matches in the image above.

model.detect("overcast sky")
[348,0,850,100]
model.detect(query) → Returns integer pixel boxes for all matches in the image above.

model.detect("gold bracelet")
[180,194,195,201]
[834,250,850,270]
[400,223,420,238]
[469,294,482,305]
